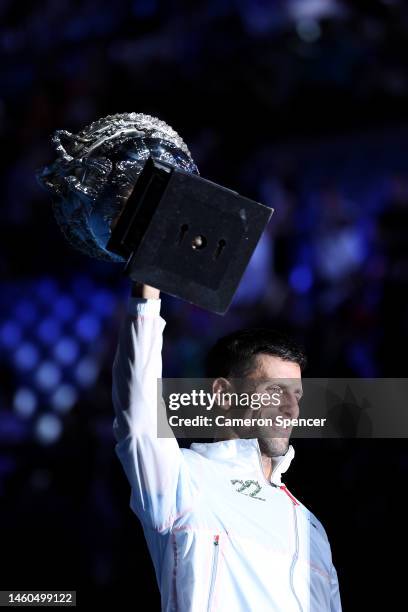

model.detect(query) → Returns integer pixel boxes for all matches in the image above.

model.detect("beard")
[258,436,290,458]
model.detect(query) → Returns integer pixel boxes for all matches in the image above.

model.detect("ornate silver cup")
[36,112,198,262]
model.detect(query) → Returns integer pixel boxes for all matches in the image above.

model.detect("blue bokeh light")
[51,384,78,413]
[132,0,157,18]
[14,342,40,370]
[75,314,100,341]
[75,357,98,386]
[13,388,37,417]
[37,317,61,344]
[91,290,116,317]
[296,18,321,43]
[36,277,58,302]
[15,300,37,325]
[0,321,22,348]
[53,337,79,365]
[35,361,61,391]
[289,265,314,294]
[53,295,76,321]
[34,414,62,445]
[71,276,94,300]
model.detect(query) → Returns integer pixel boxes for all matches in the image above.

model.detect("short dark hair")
[204,327,307,379]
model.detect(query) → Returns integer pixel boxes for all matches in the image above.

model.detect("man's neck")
[211,434,281,481]
[261,454,273,481]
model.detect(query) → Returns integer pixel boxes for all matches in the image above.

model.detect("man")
[112,282,342,611]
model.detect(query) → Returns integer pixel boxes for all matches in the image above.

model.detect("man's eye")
[268,385,283,394]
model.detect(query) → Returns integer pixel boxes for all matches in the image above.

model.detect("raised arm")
[112,282,196,532]
[329,562,342,611]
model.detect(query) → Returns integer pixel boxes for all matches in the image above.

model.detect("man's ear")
[212,377,234,412]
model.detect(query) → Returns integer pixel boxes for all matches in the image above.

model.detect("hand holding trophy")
[36,112,273,314]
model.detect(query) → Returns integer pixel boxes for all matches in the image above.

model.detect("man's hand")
[131,282,160,300]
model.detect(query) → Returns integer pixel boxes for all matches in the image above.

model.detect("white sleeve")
[112,295,197,532]
[329,562,342,611]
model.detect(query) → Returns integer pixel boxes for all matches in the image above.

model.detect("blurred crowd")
[1,0,408,608]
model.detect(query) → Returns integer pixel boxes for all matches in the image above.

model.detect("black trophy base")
[106,157,273,314]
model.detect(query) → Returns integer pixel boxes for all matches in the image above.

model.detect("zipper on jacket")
[280,485,300,506]
[207,535,220,612]
[254,441,303,611]
[289,503,304,612]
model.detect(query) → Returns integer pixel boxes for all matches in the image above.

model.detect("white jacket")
[112,297,342,612]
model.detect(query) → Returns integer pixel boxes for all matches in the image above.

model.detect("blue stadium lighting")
[13,388,37,418]
[35,361,61,391]
[296,19,321,43]
[53,295,76,321]
[34,414,62,445]
[75,313,101,341]
[53,337,79,365]
[14,342,40,370]
[71,276,94,299]
[36,277,58,302]
[0,321,22,349]
[15,300,37,325]
[37,317,61,345]
[132,0,157,18]
[289,265,313,294]
[91,290,115,317]
[51,384,78,413]
[75,357,98,386]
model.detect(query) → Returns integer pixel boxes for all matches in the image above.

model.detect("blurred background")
[1,0,407,608]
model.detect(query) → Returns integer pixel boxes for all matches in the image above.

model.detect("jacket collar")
[189,438,295,486]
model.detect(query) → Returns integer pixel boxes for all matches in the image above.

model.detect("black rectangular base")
[107,157,273,314]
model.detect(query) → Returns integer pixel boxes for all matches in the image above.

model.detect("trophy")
[36,112,273,314]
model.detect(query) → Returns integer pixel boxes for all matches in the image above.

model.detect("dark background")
[1,0,408,609]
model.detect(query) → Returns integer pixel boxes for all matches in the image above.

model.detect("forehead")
[248,353,302,381]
